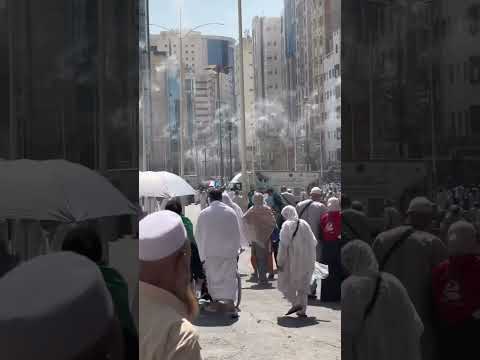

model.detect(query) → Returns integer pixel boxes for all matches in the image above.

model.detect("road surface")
[186,204,341,360]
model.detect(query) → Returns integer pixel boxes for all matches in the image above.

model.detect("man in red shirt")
[432,220,480,360]
[320,197,342,302]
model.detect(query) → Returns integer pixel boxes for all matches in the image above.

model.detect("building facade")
[342,0,480,185]
[252,16,288,170]
[2,0,139,204]
[322,30,341,166]
[149,31,236,178]
[235,34,256,173]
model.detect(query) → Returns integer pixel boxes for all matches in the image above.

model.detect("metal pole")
[368,27,374,160]
[229,123,233,179]
[179,11,185,177]
[216,69,224,185]
[430,33,437,190]
[204,140,207,179]
[8,0,17,160]
[294,99,297,171]
[237,0,249,189]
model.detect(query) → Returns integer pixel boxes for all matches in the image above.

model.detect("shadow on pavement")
[249,283,275,290]
[306,300,341,311]
[193,311,240,327]
[276,316,323,328]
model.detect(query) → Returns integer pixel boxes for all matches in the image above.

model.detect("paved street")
[185,204,341,360]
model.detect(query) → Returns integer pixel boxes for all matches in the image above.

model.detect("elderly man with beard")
[139,210,202,360]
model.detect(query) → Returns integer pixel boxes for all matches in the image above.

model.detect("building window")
[458,112,463,136]
[273,41,277,46]
[471,106,480,133]
[467,5,480,35]
[449,64,455,84]
[164,44,168,48]
[335,44,338,53]
[451,112,456,134]
[267,41,271,46]
[470,56,480,83]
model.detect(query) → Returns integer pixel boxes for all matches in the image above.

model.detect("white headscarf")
[281,205,298,221]
[342,240,379,276]
[341,240,424,360]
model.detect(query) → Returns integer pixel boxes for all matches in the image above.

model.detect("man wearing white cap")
[373,196,448,360]
[139,210,202,360]
[195,188,241,315]
[0,252,124,360]
[296,186,327,261]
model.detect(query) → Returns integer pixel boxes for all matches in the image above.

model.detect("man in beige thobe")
[139,210,202,360]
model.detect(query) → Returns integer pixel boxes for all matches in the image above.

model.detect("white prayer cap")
[407,196,434,214]
[310,187,323,196]
[327,197,340,211]
[139,210,187,261]
[0,252,114,360]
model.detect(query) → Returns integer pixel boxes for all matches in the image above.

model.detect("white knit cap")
[0,252,114,360]
[310,187,322,195]
[139,210,187,261]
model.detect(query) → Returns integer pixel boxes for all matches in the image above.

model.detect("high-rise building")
[343,0,480,185]
[252,16,288,170]
[283,0,298,170]
[235,34,256,172]
[150,31,236,177]
[323,30,341,166]
[282,0,339,173]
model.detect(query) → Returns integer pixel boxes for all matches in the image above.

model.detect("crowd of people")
[138,182,342,359]
[341,190,480,360]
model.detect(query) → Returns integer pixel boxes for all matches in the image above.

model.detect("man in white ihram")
[195,188,241,316]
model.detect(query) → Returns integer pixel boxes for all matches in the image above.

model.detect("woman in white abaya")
[341,240,423,360]
[277,205,317,317]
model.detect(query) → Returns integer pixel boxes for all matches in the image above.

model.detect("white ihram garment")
[195,201,241,302]
[277,206,317,310]
[222,193,249,248]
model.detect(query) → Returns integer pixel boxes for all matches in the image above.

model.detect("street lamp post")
[237,0,249,190]
[228,121,233,180]
[205,65,232,185]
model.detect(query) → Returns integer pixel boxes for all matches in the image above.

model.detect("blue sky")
[149,0,284,39]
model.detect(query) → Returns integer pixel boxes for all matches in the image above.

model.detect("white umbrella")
[0,159,137,222]
[139,171,195,198]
